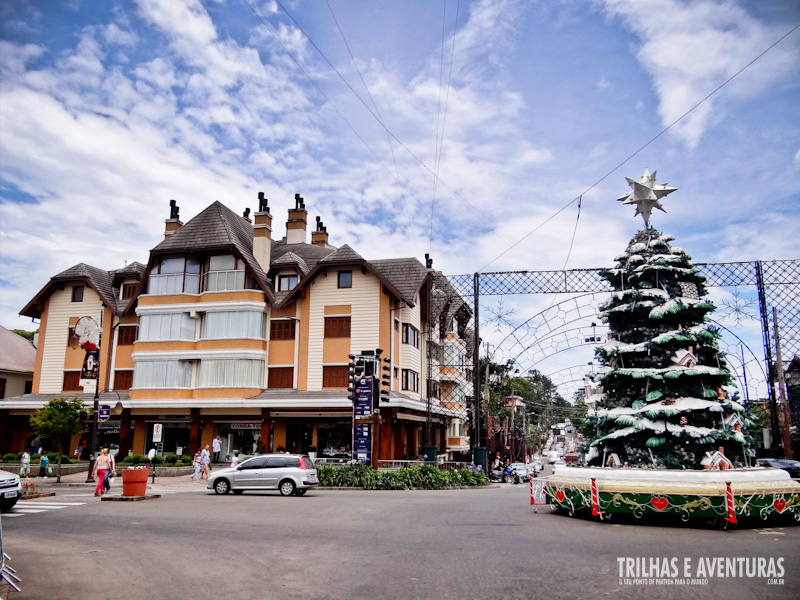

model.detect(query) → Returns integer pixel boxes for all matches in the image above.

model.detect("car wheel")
[279,479,296,496]
[0,498,17,513]
[504,474,515,484]
[295,489,307,496]
[232,489,244,495]
[214,479,230,495]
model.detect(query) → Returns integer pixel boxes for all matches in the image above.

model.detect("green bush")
[164,454,179,464]
[31,453,42,461]
[151,455,164,465]
[123,454,150,465]
[316,465,489,490]
[180,455,193,465]
[48,453,71,464]
[15,452,23,461]
[2,453,17,463]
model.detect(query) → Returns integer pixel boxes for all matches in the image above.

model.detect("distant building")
[1,196,473,461]
[0,326,36,398]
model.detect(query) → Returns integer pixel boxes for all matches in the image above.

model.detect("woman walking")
[92,448,111,496]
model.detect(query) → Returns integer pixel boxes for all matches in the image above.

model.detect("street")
[2,478,798,600]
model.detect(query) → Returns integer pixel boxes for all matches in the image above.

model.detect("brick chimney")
[286,193,307,245]
[311,215,330,248]
[253,192,273,272]
[164,199,183,239]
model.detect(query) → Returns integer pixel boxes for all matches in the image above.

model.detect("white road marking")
[13,509,46,513]
[19,501,85,506]
[1,513,23,518]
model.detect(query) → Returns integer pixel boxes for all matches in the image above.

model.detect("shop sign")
[353,423,371,462]
[231,423,261,430]
[98,405,110,422]
[153,423,163,443]
[99,420,121,432]
[354,376,373,416]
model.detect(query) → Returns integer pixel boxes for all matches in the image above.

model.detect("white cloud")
[602,0,800,149]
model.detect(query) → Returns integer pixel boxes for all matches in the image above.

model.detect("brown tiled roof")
[148,201,273,300]
[320,244,364,264]
[20,262,122,318]
[0,326,36,374]
[270,238,335,269]
[370,258,429,305]
[272,251,310,276]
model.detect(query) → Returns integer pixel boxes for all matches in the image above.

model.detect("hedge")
[316,465,488,490]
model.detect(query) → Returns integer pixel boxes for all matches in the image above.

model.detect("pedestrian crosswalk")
[3,500,86,518]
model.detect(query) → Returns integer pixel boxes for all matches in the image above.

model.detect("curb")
[101,494,162,502]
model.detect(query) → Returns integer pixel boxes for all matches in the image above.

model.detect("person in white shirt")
[147,448,156,461]
[230,452,239,469]
[212,435,221,463]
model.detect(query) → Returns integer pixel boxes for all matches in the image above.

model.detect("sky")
[1,0,798,398]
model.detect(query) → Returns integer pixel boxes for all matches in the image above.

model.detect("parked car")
[0,469,22,512]
[757,458,800,479]
[552,460,567,470]
[547,451,560,464]
[509,463,531,483]
[207,454,318,496]
[527,459,543,475]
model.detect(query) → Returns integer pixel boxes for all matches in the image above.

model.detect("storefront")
[144,420,191,457]
[97,420,122,456]
[316,420,352,458]
[214,421,262,460]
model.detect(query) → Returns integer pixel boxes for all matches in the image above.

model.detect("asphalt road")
[2,483,798,600]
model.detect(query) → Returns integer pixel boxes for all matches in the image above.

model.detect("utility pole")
[772,308,793,459]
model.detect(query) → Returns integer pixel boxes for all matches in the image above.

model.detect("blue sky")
[1,0,798,396]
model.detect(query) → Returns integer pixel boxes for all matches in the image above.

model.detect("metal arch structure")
[440,259,799,461]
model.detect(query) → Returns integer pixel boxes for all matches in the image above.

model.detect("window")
[324,316,351,338]
[268,367,294,389]
[198,359,264,388]
[118,326,138,345]
[72,286,84,302]
[204,254,251,292]
[121,284,137,300]
[133,360,192,388]
[63,371,82,391]
[427,380,440,400]
[201,311,266,339]
[402,369,419,393]
[0,378,5,399]
[24,380,33,394]
[139,313,196,341]
[67,327,80,347]
[270,320,296,340]
[240,457,269,470]
[394,320,399,331]
[338,270,352,288]
[278,274,299,291]
[402,324,419,348]
[394,367,399,379]
[114,370,133,391]
[322,366,349,388]
[148,255,201,294]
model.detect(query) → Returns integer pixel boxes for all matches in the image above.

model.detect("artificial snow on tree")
[586,170,756,469]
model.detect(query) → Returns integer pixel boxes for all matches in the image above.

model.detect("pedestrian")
[103,449,116,493]
[212,435,221,463]
[74,439,83,461]
[230,451,239,469]
[200,445,211,480]
[37,451,50,478]
[20,451,31,478]
[92,448,111,496]
[31,437,41,455]
[147,447,156,461]
[191,451,202,481]
[81,439,87,460]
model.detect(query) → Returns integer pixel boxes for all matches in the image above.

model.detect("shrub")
[2,453,17,463]
[48,453,71,464]
[180,455,193,465]
[151,455,164,465]
[31,453,42,461]
[123,454,150,465]
[164,454,179,465]
[15,452,24,461]
[317,465,488,490]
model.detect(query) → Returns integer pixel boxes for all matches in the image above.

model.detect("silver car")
[207,454,318,496]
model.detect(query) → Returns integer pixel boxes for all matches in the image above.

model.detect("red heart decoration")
[651,497,668,511]
[556,491,565,502]
[773,498,786,513]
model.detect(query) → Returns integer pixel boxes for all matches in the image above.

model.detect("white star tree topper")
[617,168,677,227]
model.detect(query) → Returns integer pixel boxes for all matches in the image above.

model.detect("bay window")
[198,359,264,388]
[201,311,266,339]
[204,255,254,292]
[148,255,201,294]
[133,360,192,388]
[139,313,196,341]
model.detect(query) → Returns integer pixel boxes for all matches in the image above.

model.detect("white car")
[0,469,22,512]
[547,451,560,464]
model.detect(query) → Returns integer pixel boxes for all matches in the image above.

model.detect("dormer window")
[204,255,247,292]
[278,274,299,291]
[148,255,201,295]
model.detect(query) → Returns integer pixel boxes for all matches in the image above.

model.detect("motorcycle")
[489,464,520,484]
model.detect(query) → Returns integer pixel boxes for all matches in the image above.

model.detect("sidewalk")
[19,469,214,497]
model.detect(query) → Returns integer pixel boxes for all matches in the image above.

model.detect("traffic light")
[347,354,365,403]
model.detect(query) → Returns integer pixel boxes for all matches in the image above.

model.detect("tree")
[29,397,88,483]
[587,228,755,468]
[13,328,37,341]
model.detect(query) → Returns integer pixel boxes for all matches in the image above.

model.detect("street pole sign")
[98,405,110,422]
[153,423,163,443]
[353,376,374,462]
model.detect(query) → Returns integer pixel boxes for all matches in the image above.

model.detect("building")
[0,326,36,400]
[0,196,473,462]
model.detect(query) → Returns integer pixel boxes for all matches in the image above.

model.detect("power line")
[478,22,800,272]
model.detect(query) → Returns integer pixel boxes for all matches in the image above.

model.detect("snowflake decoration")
[719,289,757,327]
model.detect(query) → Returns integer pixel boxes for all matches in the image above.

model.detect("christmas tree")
[587,170,754,469]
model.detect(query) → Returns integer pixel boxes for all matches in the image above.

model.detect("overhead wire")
[323,0,421,258]
[478,21,800,273]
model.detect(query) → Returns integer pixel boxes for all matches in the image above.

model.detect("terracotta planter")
[122,468,150,497]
